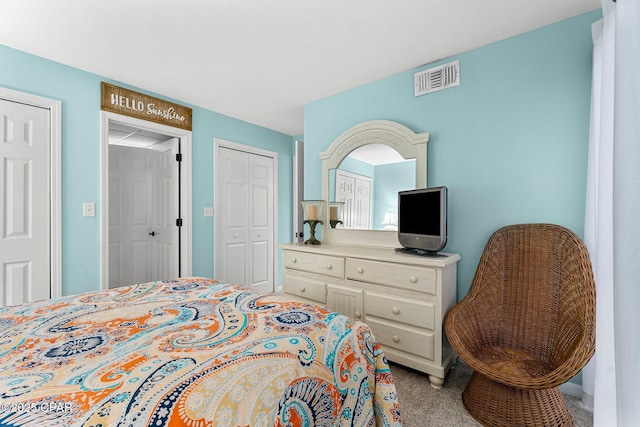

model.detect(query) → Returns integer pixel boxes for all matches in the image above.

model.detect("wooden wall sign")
[101,82,192,131]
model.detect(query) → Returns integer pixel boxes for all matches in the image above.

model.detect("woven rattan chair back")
[445,223,596,426]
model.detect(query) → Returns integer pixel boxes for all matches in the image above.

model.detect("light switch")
[83,202,95,217]
[204,207,214,217]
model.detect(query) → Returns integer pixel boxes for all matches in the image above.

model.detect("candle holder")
[329,201,345,229]
[300,200,325,245]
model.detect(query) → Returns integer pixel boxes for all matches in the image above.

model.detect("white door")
[109,143,178,287]
[336,170,372,229]
[336,171,355,228]
[354,177,372,229]
[216,145,275,292]
[0,99,50,305]
[150,139,180,280]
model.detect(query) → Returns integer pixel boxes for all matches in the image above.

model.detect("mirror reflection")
[329,144,415,231]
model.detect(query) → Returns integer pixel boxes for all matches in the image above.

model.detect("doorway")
[108,136,179,287]
[0,87,61,305]
[101,112,192,289]
[214,139,278,293]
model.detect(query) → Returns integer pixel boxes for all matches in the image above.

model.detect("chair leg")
[461,372,574,427]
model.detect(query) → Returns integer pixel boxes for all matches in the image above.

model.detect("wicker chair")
[445,224,596,427]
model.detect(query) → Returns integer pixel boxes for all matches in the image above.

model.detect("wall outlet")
[83,202,95,217]
[203,207,214,217]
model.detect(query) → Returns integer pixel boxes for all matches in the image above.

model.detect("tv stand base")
[394,247,447,257]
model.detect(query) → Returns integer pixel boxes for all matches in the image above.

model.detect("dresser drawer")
[366,317,434,360]
[284,250,344,278]
[346,258,437,294]
[366,291,435,330]
[282,274,326,304]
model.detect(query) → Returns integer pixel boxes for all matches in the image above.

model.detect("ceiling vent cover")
[414,60,460,96]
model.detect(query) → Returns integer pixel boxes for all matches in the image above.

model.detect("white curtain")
[584,0,640,425]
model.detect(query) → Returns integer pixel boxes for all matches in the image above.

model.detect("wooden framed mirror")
[320,120,429,247]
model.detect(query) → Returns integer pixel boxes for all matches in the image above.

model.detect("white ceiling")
[0,0,600,136]
[348,144,409,166]
[108,122,173,149]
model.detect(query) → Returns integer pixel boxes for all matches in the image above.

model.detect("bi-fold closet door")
[215,144,275,293]
[335,170,372,230]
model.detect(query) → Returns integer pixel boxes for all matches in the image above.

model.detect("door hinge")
[176,153,183,162]
[176,218,183,227]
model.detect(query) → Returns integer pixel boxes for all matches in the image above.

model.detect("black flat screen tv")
[397,186,448,255]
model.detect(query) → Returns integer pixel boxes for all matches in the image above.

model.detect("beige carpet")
[390,361,594,426]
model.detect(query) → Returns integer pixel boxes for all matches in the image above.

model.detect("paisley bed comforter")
[0,277,401,426]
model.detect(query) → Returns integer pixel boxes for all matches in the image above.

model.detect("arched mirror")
[320,120,429,247]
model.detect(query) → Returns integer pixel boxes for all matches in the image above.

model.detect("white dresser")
[280,243,460,388]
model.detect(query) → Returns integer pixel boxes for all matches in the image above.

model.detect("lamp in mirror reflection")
[300,200,325,245]
[329,201,345,229]
[381,212,397,231]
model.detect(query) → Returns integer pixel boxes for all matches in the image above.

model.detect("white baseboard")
[560,382,594,411]
[581,392,594,409]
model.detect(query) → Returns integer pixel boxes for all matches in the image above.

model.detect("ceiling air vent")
[414,60,460,96]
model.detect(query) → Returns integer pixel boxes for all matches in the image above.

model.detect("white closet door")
[248,153,274,291]
[336,171,355,228]
[336,170,372,230]
[216,146,274,292]
[218,147,248,285]
[354,177,371,229]
[0,99,50,306]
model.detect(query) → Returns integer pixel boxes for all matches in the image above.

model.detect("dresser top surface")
[280,243,460,267]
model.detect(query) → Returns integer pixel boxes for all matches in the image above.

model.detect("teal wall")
[304,10,600,302]
[0,44,294,296]
[373,161,415,230]
[339,156,375,178]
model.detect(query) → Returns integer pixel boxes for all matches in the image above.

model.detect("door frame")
[0,87,62,299]
[293,140,304,243]
[100,111,192,289]
[213,138,278,289]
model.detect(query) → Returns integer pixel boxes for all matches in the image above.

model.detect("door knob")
[149,231,156,236]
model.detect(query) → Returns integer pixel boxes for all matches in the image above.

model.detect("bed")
[0,277,401,426]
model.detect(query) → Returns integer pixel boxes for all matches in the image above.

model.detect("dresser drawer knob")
[326,264,333,270]
[291,258,297,263]
[409,276,418,283]
[392,307,400,315]
[300,286,306,292]
[392,335,400,343]
[356,267,364,274]
[355,311,362,318]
